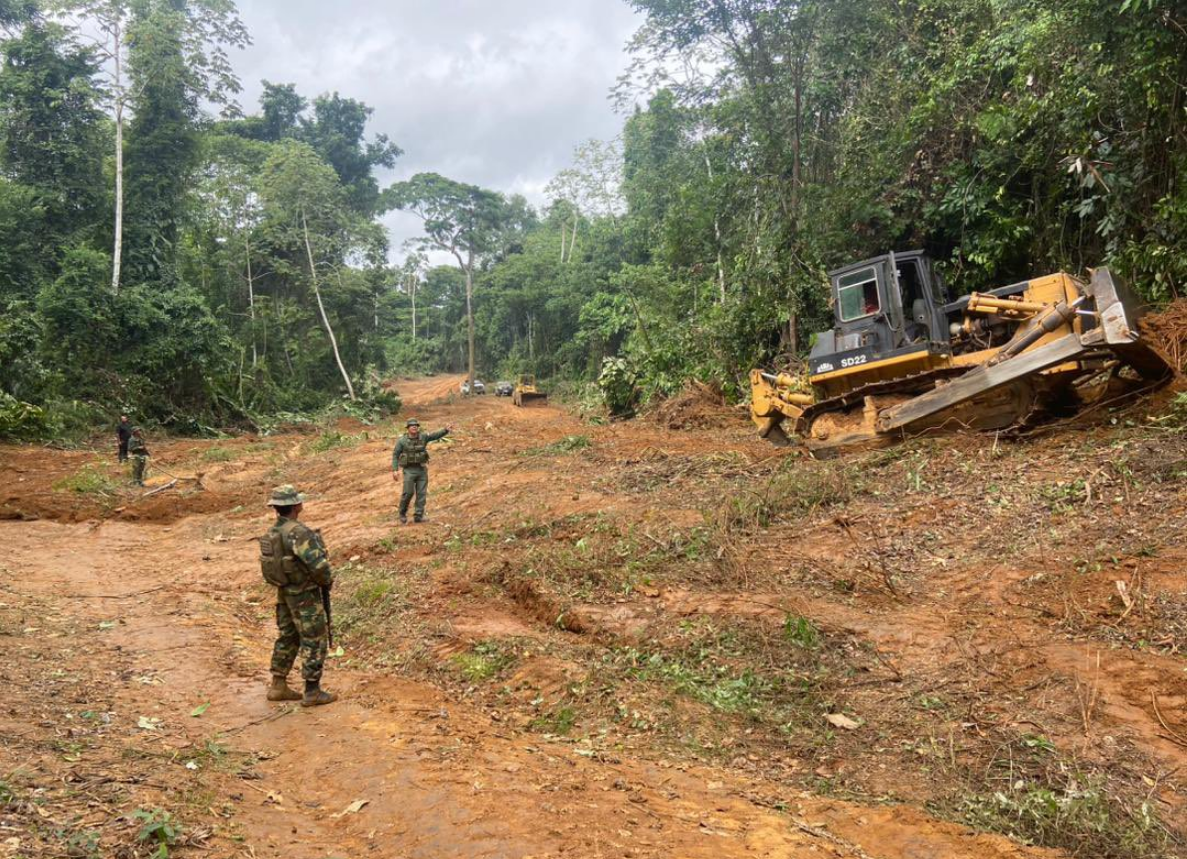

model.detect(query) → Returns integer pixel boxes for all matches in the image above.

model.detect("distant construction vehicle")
[513,374,548,407]
[751,251,1170,451]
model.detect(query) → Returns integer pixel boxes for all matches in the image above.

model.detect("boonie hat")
[267,485,307,507]
[406,418,420,427]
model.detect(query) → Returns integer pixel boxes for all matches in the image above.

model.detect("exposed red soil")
[2,376,1184,857]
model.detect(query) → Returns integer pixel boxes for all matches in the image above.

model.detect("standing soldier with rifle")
[127,427,149,486]
[259,485,337,707]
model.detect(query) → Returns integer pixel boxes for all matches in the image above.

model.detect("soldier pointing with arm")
[259,485,337,707]
[391,418,453,525]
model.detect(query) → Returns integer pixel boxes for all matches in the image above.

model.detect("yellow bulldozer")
[751,251,1170,451]
[513,374,548,407]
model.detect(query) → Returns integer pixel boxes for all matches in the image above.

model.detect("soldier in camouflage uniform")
[262,485,337,707]
[391,418,452,524]
[127,428,149,486]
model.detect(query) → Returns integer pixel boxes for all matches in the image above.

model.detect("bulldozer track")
[796,365,971,431]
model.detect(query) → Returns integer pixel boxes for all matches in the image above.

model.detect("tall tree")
[0,20,105,255]
[259,141,359,400]
[386,174,519,393]
[58,0,248,289]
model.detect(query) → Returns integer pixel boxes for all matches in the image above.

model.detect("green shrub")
[962,779,1170,858]
[598,357,641,417]
[53,464,117,496]
[305,429,366,454]
[451,642,514,682]
[133,809,182,859]
[0,391,49,440]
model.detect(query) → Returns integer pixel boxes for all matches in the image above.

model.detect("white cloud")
[231,0,643,262]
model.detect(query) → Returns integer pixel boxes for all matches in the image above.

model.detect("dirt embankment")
[1,375,1185,858]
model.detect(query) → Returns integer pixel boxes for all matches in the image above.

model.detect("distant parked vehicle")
[460,379,487,396]
[495,381,514,397]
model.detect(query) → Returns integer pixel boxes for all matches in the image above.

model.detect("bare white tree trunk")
[702,151,725,303]
[568,218,578,264]
[301,208,356,401]
[245,234,257,368]
[560,222,567,263]
[409,273,418,341]
[466,259,476,393]
[111,16,124,292]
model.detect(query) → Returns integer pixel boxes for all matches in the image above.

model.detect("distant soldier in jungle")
[259,485,337,707]
[117,415,132,463]
[391,418,452,524]
[127,427,149,486]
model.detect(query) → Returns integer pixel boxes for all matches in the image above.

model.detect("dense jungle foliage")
[1,0,1184,436]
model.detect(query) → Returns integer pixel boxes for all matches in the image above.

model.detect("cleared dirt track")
[2,376,1184,858]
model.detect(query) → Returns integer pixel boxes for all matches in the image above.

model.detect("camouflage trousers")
[271,587,328,682]
[399,466,429,520]
[131,455,148,486]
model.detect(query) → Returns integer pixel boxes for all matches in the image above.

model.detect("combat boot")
[266,675,302,702]
[301,681,338,707]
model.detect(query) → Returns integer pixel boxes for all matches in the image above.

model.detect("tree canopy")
[0,0,1183,437]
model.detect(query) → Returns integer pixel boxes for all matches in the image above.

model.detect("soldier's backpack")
[259,527,291,588]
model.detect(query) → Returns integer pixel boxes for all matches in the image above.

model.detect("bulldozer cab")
[809,251,951,383]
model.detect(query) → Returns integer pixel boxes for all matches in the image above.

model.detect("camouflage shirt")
[392,429,449,470]
[128,436,148,456]
[276,516,333,593]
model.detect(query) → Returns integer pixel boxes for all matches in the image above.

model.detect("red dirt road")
[2,376,1170,857]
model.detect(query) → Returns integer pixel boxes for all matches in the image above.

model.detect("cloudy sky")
[231,0,645,260]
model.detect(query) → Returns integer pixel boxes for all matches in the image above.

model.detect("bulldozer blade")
[1088,268,1172,381]
[878,333,1088,434]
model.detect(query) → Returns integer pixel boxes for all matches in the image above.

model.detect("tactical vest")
[259,519,306,589]
[128,437,147,456]
[398,433,429,468]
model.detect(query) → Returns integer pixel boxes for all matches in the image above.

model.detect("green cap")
[267,485,306,507]
[406,418,420,427]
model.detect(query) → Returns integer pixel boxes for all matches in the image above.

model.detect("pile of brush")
[650,381,736,430]
[1141,299,1187,376]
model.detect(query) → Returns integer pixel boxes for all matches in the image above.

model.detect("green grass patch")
[451,641,515,682]
[530,706,578,735]
[522,435,592,457]
[334,564,407,637]
[305,430,368,454]
[722,460,863,531]
[961,778,1171,858]
[53,463,118,496]
[200,446,238,463]
[784,615,820,649]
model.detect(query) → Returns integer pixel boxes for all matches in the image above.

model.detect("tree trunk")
[245,234,257,368]
[560,222,567,263]
[111,17,124,293]
[410,274,418,341]
[703,151,725,302]
[465,249,476,394]
[792,74,803,212]
[568,218,578,263]
[301,208,356,401]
